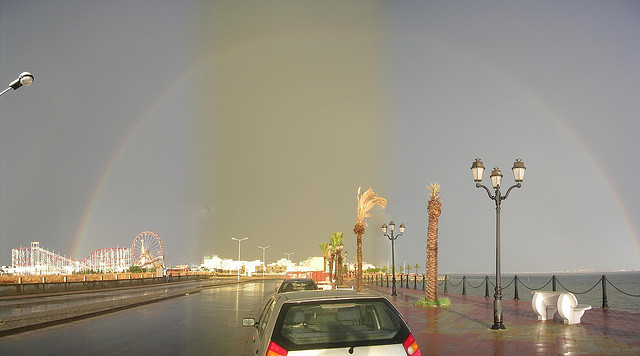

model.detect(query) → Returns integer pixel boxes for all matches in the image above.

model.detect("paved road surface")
[0,279,216,319]
[0,279,280,355]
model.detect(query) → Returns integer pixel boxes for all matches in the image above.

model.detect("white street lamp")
[258,245,270,278]
[232,237,248,281]
[1,72,34,97]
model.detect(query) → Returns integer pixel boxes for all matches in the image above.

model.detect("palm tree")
[328,237,335,288]
[354,187,387,292]
[414,263,420,275]
[331,232,344,286]
[426,183,442,301]
[319,242,329,272]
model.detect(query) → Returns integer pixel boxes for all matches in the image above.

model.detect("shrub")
[415,297,451,307]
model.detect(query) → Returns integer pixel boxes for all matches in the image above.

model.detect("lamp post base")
[391,278,397,296]
[492,297,505,329]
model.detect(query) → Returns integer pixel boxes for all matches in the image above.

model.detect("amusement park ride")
[131,231,165,269]
[11,231,165,274]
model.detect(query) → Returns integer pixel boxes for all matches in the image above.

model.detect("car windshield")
[272,298,406,350]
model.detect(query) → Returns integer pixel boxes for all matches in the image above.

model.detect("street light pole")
[258,245,270,278]
[382,221,405,296]
[284,252,293,261]
[0,72,34,97]
[471,158,526,330]
[232,237,248,281]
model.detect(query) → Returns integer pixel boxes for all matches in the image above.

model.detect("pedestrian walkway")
[364,282,640,355]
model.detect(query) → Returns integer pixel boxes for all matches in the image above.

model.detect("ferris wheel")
[131,231,165,269]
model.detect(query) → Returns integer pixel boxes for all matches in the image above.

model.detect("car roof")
[277,289,385,302]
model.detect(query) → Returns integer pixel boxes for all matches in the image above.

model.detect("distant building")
[299,256,324,271]
[201,255,261,276]
[200,254,372,276]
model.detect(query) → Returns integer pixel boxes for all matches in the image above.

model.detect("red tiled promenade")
[364,283,640,355]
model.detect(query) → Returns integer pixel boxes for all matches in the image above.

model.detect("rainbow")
[68,34,639,265]
[69,71,190,259]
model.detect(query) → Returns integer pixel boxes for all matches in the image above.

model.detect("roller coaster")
[11,231,165,274]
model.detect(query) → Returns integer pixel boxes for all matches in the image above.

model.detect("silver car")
[241,290,421,356]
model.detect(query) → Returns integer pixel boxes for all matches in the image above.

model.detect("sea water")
[439,271,640,312]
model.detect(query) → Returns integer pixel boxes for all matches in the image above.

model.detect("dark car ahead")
[277,278,318,293]
[242,290,421,356]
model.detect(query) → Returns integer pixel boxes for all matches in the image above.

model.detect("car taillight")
[402,332,421,356]
[266,340,288,356]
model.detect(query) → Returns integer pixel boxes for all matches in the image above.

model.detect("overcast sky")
[1,1,638,273]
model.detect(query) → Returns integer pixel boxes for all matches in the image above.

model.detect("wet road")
[0,279,218,318]
[0,279,280,355]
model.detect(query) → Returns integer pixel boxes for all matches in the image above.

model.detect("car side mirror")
[242,318,256,327]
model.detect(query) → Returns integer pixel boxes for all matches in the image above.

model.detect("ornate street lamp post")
[471,158,526,330]
[382,221,405,296]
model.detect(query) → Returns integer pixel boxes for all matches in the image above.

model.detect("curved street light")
[471,158,526,330]
[1,72,34,97]
[232,237,248,281]
[258,245,270,278]
[382,221,405,296]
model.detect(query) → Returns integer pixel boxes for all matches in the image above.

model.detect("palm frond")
[356,187,387,224]
[330,231,344,247]
[427,182,441,201]
[319,242,329,255]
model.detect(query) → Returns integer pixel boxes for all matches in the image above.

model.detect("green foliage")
[319,242,329,255]
[129,265,143,273]
[365,267,381,273]
[330,232,344,248]
[415,297,450,308]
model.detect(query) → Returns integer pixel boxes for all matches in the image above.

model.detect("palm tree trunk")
[357,234,362,291]
[354,223,365,292]
[426,199,442,301]
[329,254,334,289]
[336,250,342,285]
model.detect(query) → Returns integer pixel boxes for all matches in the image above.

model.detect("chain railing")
[364,273,639,309]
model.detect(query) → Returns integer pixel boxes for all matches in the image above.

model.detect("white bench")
[557,292,592,325]
[531,291,562,321]
[531,291,591,324]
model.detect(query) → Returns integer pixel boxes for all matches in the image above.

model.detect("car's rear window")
[279,281,317,293]
[272,298,408,350]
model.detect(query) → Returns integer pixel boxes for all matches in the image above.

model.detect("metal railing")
[364,273,640,309]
